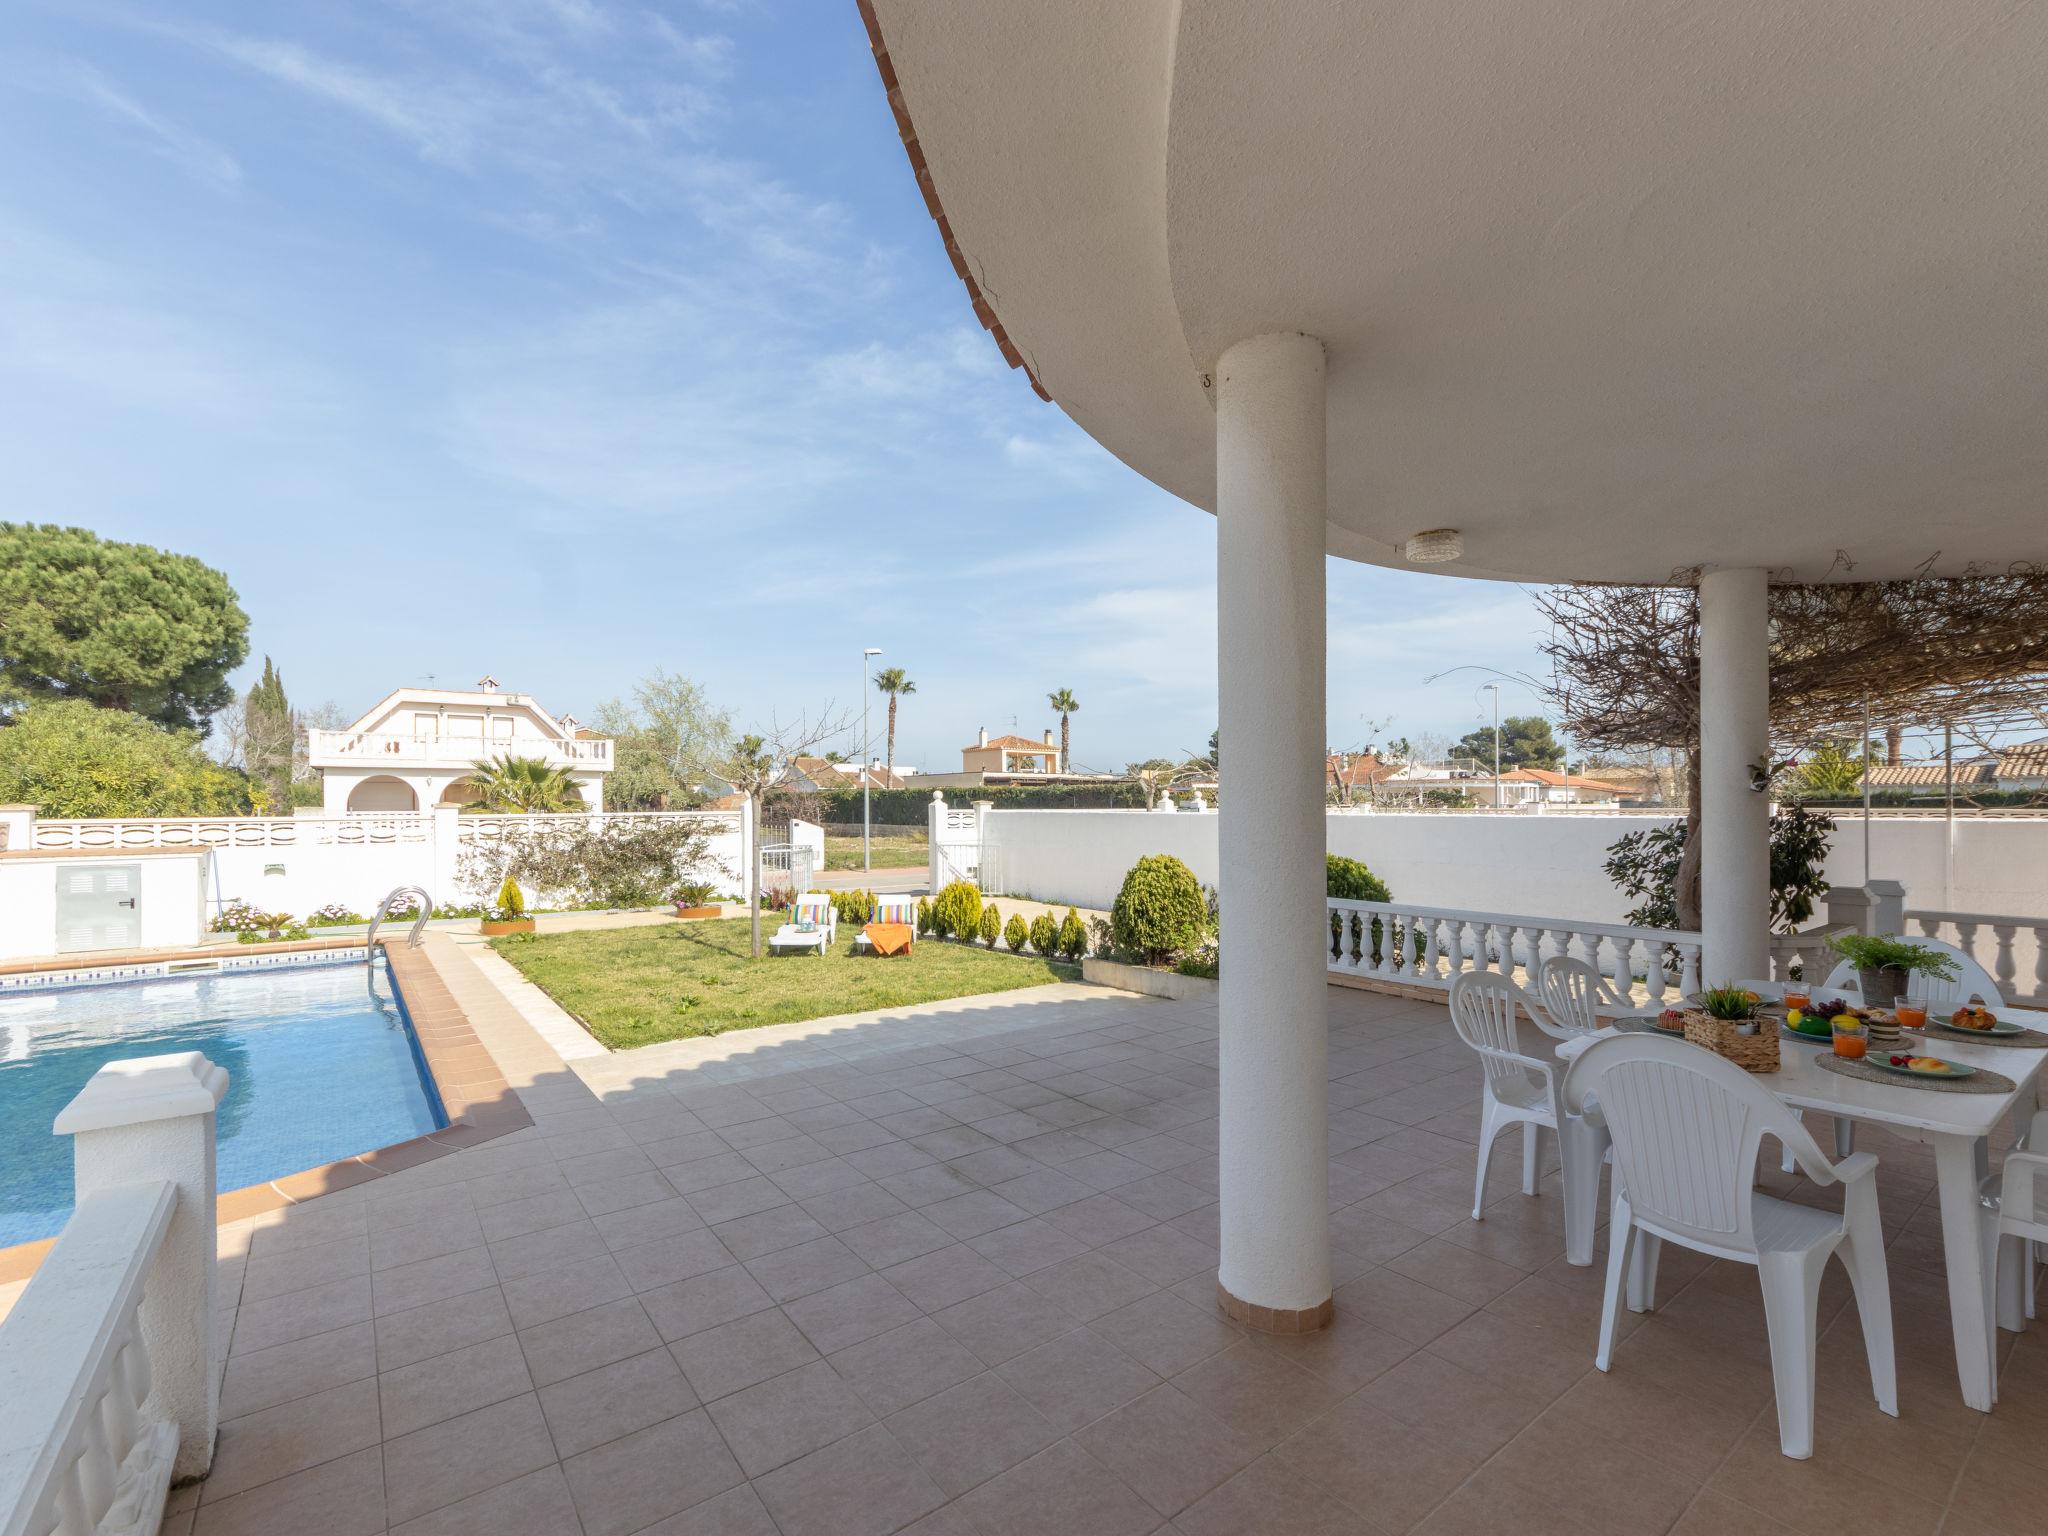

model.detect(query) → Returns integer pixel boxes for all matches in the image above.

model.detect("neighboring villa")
[782,757,913,792]
[917,727,1119,790]
[1498,767,1628,807]
[1329,754,1630,807]
[307,677,612,813]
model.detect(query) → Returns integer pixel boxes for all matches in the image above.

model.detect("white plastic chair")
[1989,1140,2048,1336]
[1819,934,2004,1008]
[1447,973,1610,1257]
[1561,1033,1898,1459]
[1535,955,1628,1040]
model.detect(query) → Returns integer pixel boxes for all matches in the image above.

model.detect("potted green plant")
[674,882,721,920]
[1826,933,1959,1007]
[481,878,535,936]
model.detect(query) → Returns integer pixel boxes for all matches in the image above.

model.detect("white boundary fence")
[0,806,750,920]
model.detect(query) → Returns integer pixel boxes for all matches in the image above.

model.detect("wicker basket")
[1682,1011,1781,1073]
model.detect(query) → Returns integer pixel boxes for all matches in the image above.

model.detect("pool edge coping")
[0,938,532,1285]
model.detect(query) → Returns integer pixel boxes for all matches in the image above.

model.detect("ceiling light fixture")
[1404,529,1464,564]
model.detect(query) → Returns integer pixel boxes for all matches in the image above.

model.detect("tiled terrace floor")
[173,954,2044,1536]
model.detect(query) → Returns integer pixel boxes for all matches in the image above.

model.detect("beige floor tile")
[560,1410,747,1536]
[1072,1382,1260,1517]
[885,1371,1062,1495]
[1042,1193,1157,1248]
[1483,1408,1702,1534]
[539,1345,700,1457]
[826,1315,986,1416]
[997,1327,1161,1433]
[1269,1395,1477,1533]
[228,1274,372,1356]
[631,1482,782,1535]
[670,1306,820,1402]
[931,1279,1078,1366]
[1174,1451,1382,1536]
[1666,1490,1800,1535]
[1021,1251,1157,1322]
[838,1210,955,1269]
[1706,1416,1946,1536]
[201,1378,381,1503]
[954,1437,1160,1536]
[190,1445,385,1536]
[372,1247,499,1317]
[381,1392,560,1526]
[219,1321,377,1420]
[500,1252,632,1330]
[743,1233,870,1302]
[712,1203,831,1260]
[641,1262,777,1341]
[518,1294,662,1387]
[1087,1291,1243,1377]
[374,1286,514,1372]
[378,1332,534,1438]
[705,1357,876,1476]
[486,1217,608,1281]
[752,1423,947,1536]
[1169,1340,1345,1451]
[798,1179,912,1233]
[966,1216,1091,1277]
[782,1271,921,1353]
[880,1243,1009,1311]
[239,1234,371,1303]
[1332,1266,1476,1345]
[475,1188,587,1244]
[385,1464,579,1536]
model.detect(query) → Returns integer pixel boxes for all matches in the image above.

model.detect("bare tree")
[695,707,855,957]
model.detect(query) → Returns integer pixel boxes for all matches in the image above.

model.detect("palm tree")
[465,753,581,812]
[1047,688,1080,771]
[875,668,916,776]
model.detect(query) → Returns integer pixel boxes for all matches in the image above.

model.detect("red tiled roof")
[964,735,1058,753]
[1501,768,1629,793]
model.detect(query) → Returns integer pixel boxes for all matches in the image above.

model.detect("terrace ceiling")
[866,1,2048,584]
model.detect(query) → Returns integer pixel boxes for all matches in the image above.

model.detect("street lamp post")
[1484,682,1502,808]
[862,648,882,873]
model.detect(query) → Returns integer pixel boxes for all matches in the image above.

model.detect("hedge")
[809,782,1152,826]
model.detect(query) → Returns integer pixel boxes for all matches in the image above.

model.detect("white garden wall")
[979,806,2048,927]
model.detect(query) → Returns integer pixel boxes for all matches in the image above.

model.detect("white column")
[55,1052,230,1480]
[1699,567,1770,982]
[1215,332,1331,1326]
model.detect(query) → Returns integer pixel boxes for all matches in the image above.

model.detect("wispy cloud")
[31,62,242,190]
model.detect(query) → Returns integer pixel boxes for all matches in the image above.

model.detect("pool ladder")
[366,886,434,962]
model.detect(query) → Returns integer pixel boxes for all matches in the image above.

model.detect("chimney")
[1043,729,1054,746]
[978,727,988,748]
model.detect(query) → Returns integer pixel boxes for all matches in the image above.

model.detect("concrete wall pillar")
[55,1052,230,1480]
[1215,332,1332,1329]
[1699,567,1771,981]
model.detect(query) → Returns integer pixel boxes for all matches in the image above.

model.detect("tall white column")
[1699,567,1770,982]
[1215,332,1331,1328]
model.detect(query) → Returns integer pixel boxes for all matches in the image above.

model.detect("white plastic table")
[1559,1016,2046,1412]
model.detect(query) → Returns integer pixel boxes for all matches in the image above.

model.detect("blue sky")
[0,0,1555,772]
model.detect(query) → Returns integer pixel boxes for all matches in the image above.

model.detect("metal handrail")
[365,885,434,960]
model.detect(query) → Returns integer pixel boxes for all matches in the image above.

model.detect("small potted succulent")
[1826,934,1959,1008]
[673,882,721,920]
[481,877,535,936]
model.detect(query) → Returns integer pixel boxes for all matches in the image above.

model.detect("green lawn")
[823,834,927,870]
[490,916,1076,1049]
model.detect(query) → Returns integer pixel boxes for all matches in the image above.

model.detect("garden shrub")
[1004,914,1029,953]
[978,905,1001,946]
[307,902,365,926]
[1325,855,1391,903]
[1110,854,1207,964]
[1029,912,1060,956]
[916,896,932,935]
[495,878,525,921]
[1058,908,1087,961]
[931,881,981,939]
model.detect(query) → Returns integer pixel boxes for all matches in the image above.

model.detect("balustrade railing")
[34,815,431,849]
[1904,908,2048,1006]
[453,810,739,843]
[0,1183,179,1536]
[1326,898,1703,1004]
[306,730,611,764]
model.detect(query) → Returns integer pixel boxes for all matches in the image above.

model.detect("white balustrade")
[1327,898,1702,1003]
[1905,908,2048,1006]
[34,815,431,849]
[453,810,738,844]
[305,730,611,765]
[1,1053,228,1536]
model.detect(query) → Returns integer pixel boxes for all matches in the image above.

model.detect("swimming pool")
[0,959,445,1247]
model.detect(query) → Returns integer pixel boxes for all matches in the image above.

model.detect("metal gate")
[931,804,989,891]
[757,841,816,899]
[56,862,141,952]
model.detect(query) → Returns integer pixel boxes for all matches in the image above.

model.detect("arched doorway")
[436,777,485,810]
[347,776,419,813]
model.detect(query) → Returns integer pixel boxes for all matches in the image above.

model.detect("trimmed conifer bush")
[1058,907,1087,960]
[931,881,981,939]
[1004,914,1029,953]
[1110,854,1206,964]
[978,904,1001,946]
[1028,912,1059,956]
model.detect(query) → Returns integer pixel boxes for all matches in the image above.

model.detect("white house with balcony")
[306,678,612,814]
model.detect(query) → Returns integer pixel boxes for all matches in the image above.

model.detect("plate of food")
[1651,1008,1689,1034]
[1869,1053,1977,1081]
[1930,1004,2024,1038]
[1779,1009,1834,1043]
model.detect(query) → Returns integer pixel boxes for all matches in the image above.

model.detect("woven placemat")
[1611,1018,1685,1037]
[1815,1053,2016,1095]
[1916,1021,2048,1050]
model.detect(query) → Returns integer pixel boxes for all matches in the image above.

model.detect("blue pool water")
[0,960,445,1247]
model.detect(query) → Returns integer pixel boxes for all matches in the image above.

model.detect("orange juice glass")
[1896,1004,1927,1030]
[1832,1022,1866,1060]
[1784,990,1811,1012]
